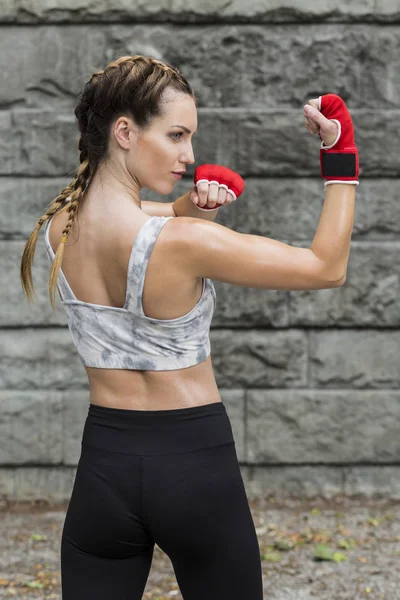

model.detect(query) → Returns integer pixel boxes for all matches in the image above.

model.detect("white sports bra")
[44,215,216,370]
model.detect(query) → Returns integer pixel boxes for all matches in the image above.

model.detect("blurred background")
[1,0,400,503]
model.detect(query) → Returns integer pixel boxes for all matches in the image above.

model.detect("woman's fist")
[192,164,245,211]
[304,94,359,186]
[190,181,236,210]
[304,98,339,147]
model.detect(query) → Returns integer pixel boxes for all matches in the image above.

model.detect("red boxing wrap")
[194,164,245,211]
[318,94,359,186]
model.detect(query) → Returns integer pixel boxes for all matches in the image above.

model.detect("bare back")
[48,206,221,410]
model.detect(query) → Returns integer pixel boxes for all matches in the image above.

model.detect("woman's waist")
[85,355,220,411]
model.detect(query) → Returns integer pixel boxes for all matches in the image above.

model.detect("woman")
[20,55,358,599]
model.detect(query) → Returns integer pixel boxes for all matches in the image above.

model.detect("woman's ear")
[113,116,137,150]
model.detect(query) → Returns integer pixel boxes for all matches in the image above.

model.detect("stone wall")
[1,0,399,502]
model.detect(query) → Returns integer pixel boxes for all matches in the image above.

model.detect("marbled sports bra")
[44,215,216,370]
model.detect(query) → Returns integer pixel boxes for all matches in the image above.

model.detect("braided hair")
[20,55,195,311]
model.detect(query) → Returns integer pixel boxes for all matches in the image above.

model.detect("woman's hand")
[189,164,245,211]
[304,97,339,147]
[189,182,236,210]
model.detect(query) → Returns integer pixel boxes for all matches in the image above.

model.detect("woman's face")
[119,91,198,194]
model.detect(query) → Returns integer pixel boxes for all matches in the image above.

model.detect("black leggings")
[61,401,264,599]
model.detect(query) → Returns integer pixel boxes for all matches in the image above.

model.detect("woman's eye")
[170,132,183,141]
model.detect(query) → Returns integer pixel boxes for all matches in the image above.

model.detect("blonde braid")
[47,155,91,310]
[20,151,91,311]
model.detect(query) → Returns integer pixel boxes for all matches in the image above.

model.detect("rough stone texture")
[0,108,397,177]
[288,242,400,326]
[3,239,69,327]
[0,176,235,240]
[0,328,308,389]
[0,466,77,502]
[1,6,399,500]
[242,465,346,500]
[309,330,400,388]
[208,329,308,388]
[246,390,400,464]
[342,466,400,498]
[0,391,63,464]
[0,329,87,390]
[235,179,400,241]
[242,465,400,501]
[1,25,400,109]
[3,177,399,242]
[1,0,400,23]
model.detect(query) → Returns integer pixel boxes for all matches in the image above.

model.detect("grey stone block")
[2,239,68,326]
[235,178,400,242]
[0,391,62,464]
[1,25,400,108]
[1,177,71,239]
[246,390,400,463]
[0,0,171,23]
[4,177,399,242]
[1,0,399,24]
[0,467,15,498]
[210,329,307,388]
[242,465,400,501]
[212,281,288,328]
[1,108,397,177]
[172,0,400,23]
[0,329,88,389]
[0,176,234,240]
[241,465,400,500]
[309,330,400,388]
[343,466,400,499]
[0,110,77,176]
[289,242,400,326]
[11,466,77,502]
[241,465,344,500]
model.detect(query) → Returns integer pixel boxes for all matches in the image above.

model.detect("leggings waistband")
[81,401,235,456]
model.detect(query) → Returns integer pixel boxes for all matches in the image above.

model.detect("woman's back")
[47,202,222,410]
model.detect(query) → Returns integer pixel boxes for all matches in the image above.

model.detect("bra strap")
[124,216,174,314]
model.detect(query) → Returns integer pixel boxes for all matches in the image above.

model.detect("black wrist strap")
[321,152,357,177]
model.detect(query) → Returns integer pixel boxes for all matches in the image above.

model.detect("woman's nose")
[181,145,195,165]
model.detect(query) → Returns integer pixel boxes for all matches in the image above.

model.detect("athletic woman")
[20,55,358,599]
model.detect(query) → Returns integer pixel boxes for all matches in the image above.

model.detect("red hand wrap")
[194,164,245,211]
[318,94,359,185]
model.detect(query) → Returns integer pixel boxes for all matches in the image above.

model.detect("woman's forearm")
[172,191,220,221]
[310,183,356,281]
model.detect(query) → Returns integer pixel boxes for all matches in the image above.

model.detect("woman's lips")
[172,172,183,179]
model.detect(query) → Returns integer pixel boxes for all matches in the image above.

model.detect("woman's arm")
[141,200,176,217]
[310,183,355,281]
[142,191,220,222]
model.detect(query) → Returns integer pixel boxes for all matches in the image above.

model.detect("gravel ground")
[0,494,399,599]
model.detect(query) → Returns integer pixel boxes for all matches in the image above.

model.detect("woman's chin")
[144,182,174,195]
